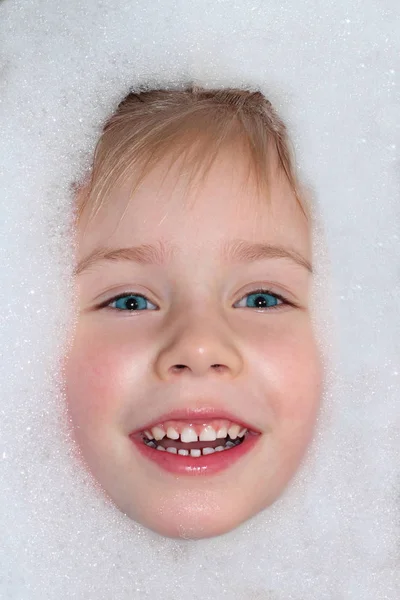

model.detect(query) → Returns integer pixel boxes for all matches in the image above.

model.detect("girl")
[64,87,323,539]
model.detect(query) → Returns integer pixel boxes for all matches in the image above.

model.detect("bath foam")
[0,1,398,598]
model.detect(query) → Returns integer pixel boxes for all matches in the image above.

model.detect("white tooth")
[178,449,189,456]
[215,446,225,452]
[166,446,177,454]
[238,427,247,437]
[144,430,153,439]
[180,426,198,443]
[199,425,217,441]
[166,426,179,440]
[151,426,165,441]
[216,426,228,438]
[190,449,201,457]
[156,445,166,452]
[228,424,240,439]
[202,447,215,455]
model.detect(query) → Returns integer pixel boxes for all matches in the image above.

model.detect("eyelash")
[97,288,292,312]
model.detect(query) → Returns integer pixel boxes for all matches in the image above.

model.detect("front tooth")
[190,449,201,457]
[215,446,225,452]
[199,425,217,441]
[202,447,215,455]
[216,426,228,438]
[228,424,240,439]
[166,426,179,440]
[178,449,189,456]
[151,426,166,440]
[166,447,177,454]
[180,426,198,443]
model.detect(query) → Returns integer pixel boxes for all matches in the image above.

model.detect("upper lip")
[132,406,260,435]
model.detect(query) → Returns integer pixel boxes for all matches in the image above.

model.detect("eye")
[234,289,286,309]
[105,293,157,311]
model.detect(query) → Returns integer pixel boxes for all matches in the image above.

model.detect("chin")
[132,491,255,540]
[147,512,241,540]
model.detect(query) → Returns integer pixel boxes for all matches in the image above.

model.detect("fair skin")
[64,142,322,539]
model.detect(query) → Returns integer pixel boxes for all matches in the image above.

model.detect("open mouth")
[131,416,260,475]
[143,430,246,456]
[139,419,249,457]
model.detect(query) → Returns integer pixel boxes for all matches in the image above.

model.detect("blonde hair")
[78,86,306,221]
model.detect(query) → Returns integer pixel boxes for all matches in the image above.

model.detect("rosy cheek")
[65,337,128,422]
[269,328,322,423]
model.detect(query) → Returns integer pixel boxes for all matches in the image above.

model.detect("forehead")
[77,147,310,260]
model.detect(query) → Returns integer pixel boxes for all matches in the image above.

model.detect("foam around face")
[0,1,399,598]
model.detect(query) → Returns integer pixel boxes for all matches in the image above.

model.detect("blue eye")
[101,289,286,312]
[108,294,157,311]
[235,290,284,309]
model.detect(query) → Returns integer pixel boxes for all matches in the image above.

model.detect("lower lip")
[131,433,260,476]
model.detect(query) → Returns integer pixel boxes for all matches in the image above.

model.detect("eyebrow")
[75,239,312,275]
[222,239,312,272]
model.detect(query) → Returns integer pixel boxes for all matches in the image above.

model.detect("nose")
[154,312,244,380]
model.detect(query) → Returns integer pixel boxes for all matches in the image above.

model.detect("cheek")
[253,317,322,432]
[277,332,321,417]
[272,325,322,458]
[248,320,323,509]
[64,326,142,426]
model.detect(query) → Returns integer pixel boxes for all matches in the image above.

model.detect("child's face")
[65,145,322,539]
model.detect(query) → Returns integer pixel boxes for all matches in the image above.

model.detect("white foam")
[0,0,398,598]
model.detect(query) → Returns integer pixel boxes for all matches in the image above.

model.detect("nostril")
[212,364,226,372]
[170,363,225,374]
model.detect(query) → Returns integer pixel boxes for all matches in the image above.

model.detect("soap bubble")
[0,1,398,598]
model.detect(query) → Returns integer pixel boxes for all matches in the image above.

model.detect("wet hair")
[77,85,306,222]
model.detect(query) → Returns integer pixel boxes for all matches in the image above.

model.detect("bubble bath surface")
[0,1,399,598]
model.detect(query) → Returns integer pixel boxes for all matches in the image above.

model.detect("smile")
[130,417,260,475]
[143,419,247,455]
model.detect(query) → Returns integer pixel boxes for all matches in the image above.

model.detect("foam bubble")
[0,1,398,598]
